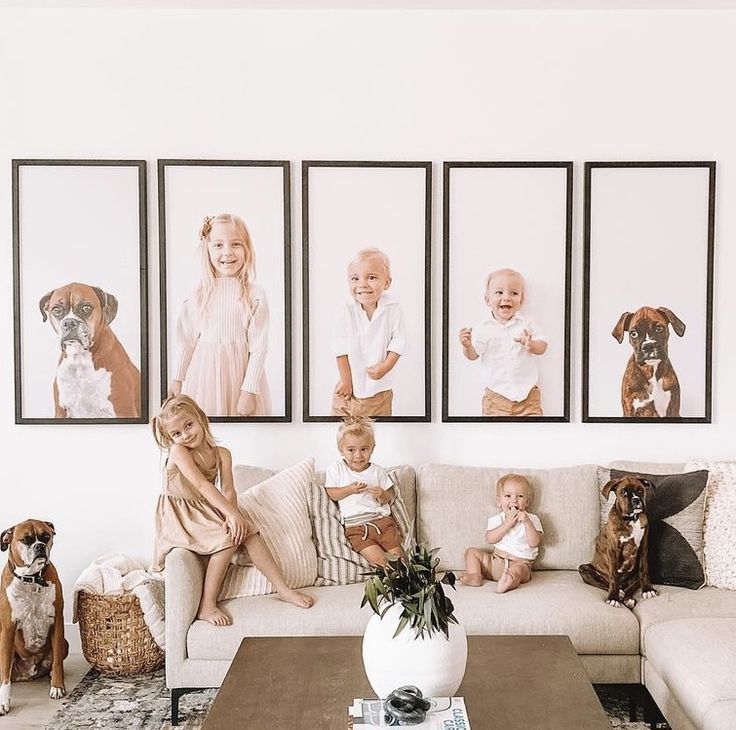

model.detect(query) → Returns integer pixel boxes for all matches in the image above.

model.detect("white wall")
[2,8,735,639]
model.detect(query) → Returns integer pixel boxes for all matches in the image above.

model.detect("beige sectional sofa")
[165,461,736,729]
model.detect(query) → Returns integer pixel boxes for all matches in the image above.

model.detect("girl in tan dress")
[151,395,312,625]
[169,213,271,417]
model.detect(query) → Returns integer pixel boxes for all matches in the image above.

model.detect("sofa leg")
[629,685,638,721]
[170,688,206,726]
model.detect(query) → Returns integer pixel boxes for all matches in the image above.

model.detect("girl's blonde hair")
[336,416,376,450]
[151,394,217,453]
[348,247,392,278]
[196,213,256,317]
[495,473,534,504]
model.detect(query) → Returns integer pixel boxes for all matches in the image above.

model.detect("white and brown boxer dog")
[579,476,658,609]
[0,520,67,716]
[612,306,686,418]
[40,282,141,418]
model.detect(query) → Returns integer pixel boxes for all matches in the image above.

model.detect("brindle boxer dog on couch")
[579,476,659,609]
[0,520,67,716]
[612,306,686,418]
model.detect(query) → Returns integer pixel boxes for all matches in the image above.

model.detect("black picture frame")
[158,159,292,423]
[442,161,573,422]
[12,159,148,424]
[582,161,716,423]
[302,160,432,422]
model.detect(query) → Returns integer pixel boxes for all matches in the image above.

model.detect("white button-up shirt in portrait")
[471,312,545,402]
[332,294,408,399]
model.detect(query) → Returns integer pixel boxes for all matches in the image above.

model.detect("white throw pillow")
[218,459,318,600]
[686,460,736,590]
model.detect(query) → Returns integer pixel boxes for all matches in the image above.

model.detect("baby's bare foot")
[496,570,514,594]
[278,588,314,608]
[197,606,232,626]
[458,572,484,587]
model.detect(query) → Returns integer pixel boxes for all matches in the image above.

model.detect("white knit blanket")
[72,552,166,650]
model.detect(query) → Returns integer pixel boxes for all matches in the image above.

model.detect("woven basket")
[78,591,164,676]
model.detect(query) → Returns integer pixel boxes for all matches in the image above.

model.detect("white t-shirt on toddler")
[324,460,392,526]
[486,511,543,561]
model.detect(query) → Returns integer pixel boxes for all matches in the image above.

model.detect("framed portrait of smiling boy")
[442,162,573,422]
[158,160,291,422]
[12,159,148,424]
[303,161,431,422]
[583,161,716,423]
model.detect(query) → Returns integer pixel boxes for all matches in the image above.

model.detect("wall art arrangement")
[12,159,148,424]
[158,159,291,422]
[583,161,716,423]
[302,161,432,422]
[442,162,573,422]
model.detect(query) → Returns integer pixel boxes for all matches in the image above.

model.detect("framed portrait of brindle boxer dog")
[583,161,716,423]
[158,160,292,422]
[12,159,149,424]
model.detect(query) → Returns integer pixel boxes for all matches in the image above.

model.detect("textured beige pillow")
[686,460,736,590]
[219,459,318,600]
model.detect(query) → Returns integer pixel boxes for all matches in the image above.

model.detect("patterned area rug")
[43,669,670,729]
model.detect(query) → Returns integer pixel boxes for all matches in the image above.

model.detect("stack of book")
[348,697,471,728]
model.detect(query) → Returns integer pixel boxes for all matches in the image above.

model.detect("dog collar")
[622,513,641,522]
[11,564,49,587]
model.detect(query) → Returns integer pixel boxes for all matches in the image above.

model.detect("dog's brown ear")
[612,313,633,343]
[657,307,686,337]
[1,527,14,552]
[44,521,55,535]
[92,287,118,325]
[39,291,53,323]
[601,479,619,499]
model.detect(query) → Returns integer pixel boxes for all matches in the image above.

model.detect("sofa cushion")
[643,617,736,730]
[635,584,736,655]
[416,463,599,571]
[309,465,415,586]
[233,464,277,492]
[598,467,707,589]
[219,459,318,599]
[686,460,736,590]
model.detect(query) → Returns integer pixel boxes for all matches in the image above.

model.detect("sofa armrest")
[165,547,204,686]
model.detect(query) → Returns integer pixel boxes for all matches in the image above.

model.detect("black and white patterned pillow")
[308,465,416,586]
[597,467,708,589]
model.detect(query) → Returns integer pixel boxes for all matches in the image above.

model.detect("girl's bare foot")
[197,606,232,626]
[496,570,515,593]
[277,588,314,608]
[458,572,483,587]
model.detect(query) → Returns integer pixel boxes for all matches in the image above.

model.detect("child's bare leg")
[497,561,531,594]
[459,548,490,586]
[245,534,313,608]
[360,545,390,567]
[198,547,237,625]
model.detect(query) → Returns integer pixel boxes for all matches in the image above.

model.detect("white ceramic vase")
[362,603,468,699]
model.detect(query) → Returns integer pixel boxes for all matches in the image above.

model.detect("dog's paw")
[605,598,623,608]
[624,597,637,609]
[641,588,659,600]
[49,685,66,700]
[0,681,10,715]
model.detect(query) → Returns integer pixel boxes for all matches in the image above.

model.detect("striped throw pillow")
[309,465,416,586]
[219,459,318,600]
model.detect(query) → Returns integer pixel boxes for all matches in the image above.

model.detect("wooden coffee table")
[201,635,611,729]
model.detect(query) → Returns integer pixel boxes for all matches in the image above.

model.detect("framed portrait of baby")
[583,161,716,423]
[158,159,291,422]
[442,161,573,422]
[303,161,432,422]
[12,159,148,424]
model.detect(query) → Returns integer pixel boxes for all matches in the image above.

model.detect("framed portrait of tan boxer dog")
[158,160,291,422]
[583,161,716,423]
[442,161,573,422]
[12,159,149,424]
[302,161,432,422]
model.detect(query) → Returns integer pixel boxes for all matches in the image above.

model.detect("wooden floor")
[4,654,90,730]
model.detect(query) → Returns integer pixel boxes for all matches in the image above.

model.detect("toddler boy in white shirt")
[460,473,543,593]
[331,248,407,417]
[324,417,403,567]
[459,268,547,416]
